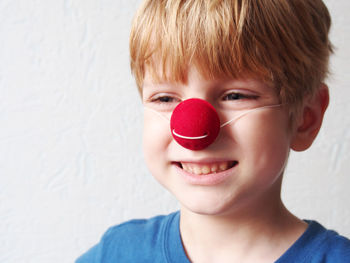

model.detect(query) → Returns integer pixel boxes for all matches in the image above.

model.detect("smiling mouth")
[175,161,238,175]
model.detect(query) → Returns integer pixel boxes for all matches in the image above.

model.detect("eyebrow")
[224,79,273,91]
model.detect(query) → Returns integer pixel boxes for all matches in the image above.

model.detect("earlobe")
[291,84,329,152]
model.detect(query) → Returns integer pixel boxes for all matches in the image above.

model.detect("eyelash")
[222,92,259,101]
[150,95,180,104]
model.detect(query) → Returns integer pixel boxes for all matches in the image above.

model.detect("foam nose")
[170,98,220,150]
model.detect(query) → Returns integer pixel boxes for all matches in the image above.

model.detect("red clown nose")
[170,98,220,150]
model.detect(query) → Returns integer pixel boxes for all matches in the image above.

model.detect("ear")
[291,84,329,151]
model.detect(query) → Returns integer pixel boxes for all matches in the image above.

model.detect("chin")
[177,192,241,217]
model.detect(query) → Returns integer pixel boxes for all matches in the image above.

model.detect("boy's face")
[142,67,294,216]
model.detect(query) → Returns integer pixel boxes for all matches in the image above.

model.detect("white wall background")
[0,0,349,262]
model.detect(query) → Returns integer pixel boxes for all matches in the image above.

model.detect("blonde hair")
[129,0,333,107]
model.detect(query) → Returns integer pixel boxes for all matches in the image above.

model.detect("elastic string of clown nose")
[144,107,170,122]
[144,99,283,150]
[144,104,283,129]
[219,104,283,128]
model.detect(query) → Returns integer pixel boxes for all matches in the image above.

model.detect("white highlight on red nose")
[172,129,208,140]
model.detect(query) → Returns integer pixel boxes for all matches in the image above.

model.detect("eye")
[148,94,181,106]
[222,92,258,101]
[152,96,177,103]
[146,94,181,113]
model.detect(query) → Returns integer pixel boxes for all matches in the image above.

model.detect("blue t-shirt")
[76,211,350,263]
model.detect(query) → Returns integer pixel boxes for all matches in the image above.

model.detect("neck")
[179,193,307,263]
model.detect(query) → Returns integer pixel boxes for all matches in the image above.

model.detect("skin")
[142,66,329,263]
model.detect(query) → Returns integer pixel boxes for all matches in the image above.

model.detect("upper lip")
[172,157,236,164]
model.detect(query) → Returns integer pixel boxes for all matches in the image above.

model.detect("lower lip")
[173,163,237,186]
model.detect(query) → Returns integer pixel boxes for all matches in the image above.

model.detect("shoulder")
[103,212,177,246]
[311,221,350,261]
[279,220,350,263]
[76,211,180,263]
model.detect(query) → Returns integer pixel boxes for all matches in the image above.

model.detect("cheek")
[142,113,172,173]
[235,112,291,178]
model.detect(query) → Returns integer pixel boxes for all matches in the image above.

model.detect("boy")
[77,0,350,262]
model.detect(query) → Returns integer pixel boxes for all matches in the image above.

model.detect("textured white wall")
[0,0,348,262]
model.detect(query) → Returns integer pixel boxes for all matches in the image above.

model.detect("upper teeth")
[181,162,232,175]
